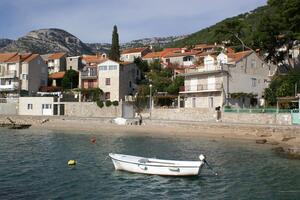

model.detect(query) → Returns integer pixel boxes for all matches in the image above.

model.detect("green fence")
[224,108,292,113]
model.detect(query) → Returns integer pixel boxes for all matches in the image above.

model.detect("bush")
[105,100,112,107]
[112,100,119,106]
[97,100,104,108]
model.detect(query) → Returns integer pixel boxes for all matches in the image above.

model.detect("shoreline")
[1,115,300,158]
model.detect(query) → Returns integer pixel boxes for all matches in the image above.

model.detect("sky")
[0,0,268,43]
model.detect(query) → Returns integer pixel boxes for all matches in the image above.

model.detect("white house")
[98,59,140,100]
[120,47,151,62]
[180,50,276,108]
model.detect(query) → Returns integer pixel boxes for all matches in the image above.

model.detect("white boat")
[109,153,206,176]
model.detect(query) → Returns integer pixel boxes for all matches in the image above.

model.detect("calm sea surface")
[0,128,300,200]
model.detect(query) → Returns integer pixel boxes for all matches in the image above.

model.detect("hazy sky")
[0,0,267,43]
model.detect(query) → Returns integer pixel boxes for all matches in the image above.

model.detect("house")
[142,48,181,64]
[48,71,65,87]
[0,53,48,98]
[78,54,107,89]
[98,59,140,100]
[179,50,276,109]
[120,47,151,62]
[66,56,83,71]
[19,96,64,116]
[42,52,67,74]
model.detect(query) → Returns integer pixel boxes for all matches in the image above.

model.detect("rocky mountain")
[0,29,93,55]
[0,39,14,49]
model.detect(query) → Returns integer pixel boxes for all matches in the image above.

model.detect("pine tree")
[109,25,120,61]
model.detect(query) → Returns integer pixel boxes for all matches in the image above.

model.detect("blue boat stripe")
[110,157,201,168]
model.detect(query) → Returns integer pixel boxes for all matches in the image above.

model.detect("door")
[192,97,196,108]
[208,97,214,108]
[207,76,215,90]
[292,110,300,125]
[42,104,52,115]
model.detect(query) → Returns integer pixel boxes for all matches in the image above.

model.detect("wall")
[146,108,292,125]
[222,112,292,125]
[28,56,48,93]
[0,103,17,115]
[19,97,54,116]
[149,108,216,121]
[64,102,122,118]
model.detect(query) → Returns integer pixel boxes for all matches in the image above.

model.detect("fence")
[224,108,292,114]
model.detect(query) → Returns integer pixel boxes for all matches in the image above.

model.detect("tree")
[62,69,79,89]
[109,25,120,61]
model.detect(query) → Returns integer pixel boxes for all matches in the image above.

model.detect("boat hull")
[109,153,204,176]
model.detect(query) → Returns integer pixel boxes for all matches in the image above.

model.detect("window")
[109,65,117,70]
[129,81,132,88]
[22,74,28,80]
[70,58,73,61]
[105,92,110,100]
[105,78,110,85]
[88,80,93,88]
[42,104,52,109]
[251,78,257,87]
[251,59,256,68]
[99,65,107,71]
[27,104,33,110]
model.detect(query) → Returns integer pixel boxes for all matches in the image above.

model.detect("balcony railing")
[0,70,17,78]
[81,71,98,79]
[180,83,222,92]
[185,65,223,74]
[0,83,19,91]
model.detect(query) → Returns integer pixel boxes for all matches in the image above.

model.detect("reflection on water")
[0,128,300,199]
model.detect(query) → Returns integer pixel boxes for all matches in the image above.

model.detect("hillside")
[168,6,270,48]
[0,39,14,49]
[0,29,93,55]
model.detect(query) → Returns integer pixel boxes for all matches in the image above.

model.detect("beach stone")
[281,137,296,142]
[267,141,279,145]
[272,146,285,153]
[256,139,267,144]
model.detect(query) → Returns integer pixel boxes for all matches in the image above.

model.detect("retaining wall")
[146,108,292,125]
[64,102,122,118]
[0,103,18,115]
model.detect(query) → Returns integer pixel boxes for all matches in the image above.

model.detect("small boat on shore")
[109,153,207,176]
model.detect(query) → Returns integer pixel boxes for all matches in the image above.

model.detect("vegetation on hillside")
[265,70,300,106]
[169,0,300,64]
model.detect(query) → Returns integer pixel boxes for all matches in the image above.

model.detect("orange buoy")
[90,137,96,143]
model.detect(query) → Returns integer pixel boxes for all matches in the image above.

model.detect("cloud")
[0,0,267,42]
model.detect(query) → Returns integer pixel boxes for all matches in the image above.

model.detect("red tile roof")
[0,52,18,62]
[23,54,39,63]
[121,47,148,54]
[82,54,106,65]
[164,51,198,58]
[49,71,65,79]
[5,53,34,63]
[48,52,66,60]
[228,50,252,63]
[143,52,162,59]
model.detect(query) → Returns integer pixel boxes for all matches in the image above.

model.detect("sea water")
[0,128,300,199]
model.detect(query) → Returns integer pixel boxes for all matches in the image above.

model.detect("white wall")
[19,97,54,116]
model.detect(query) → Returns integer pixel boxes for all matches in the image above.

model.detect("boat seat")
[138,158,149,163]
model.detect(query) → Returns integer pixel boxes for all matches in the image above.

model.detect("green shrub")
[105,100,112,107]
[112,100,119,106]
[97,100,104,108]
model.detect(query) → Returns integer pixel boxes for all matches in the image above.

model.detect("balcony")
[184,65,223,74]
[0,83,19,91]
[180,83,223,93]
[81,68,98,79]
[0,70,17,78]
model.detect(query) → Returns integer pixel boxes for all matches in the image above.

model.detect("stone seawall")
[145,108,292,125]
[222,113,292,125]
[64,102,122,118]
[149,108,216,121]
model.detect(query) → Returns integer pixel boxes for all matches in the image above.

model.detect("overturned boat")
[109,153,207,176]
